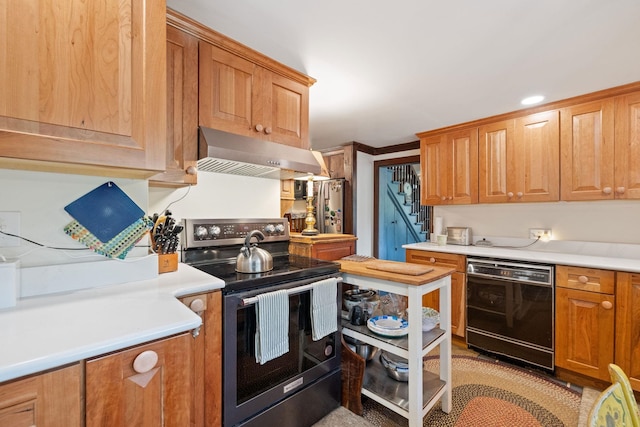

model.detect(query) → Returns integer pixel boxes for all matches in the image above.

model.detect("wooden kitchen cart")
[338,260,454,427]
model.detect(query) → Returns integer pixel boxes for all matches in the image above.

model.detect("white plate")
[367,315,409,337]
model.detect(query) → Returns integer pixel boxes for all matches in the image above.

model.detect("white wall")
[0,169,149,267]
[435,200,640,244]
[356,149,420,256]
[0,169,280,268]
[148,171,280,221]
[356,149,640,256]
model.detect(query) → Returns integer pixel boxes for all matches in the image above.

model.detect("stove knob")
[209,226,221,237]
[264,224,275,234]
[195,226,208,240]
[275,224,285,233]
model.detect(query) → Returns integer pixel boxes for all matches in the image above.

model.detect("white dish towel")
[255,289,290,365]
[311,278,338,341]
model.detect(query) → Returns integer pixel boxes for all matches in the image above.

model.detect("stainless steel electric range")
[181,218,342,427]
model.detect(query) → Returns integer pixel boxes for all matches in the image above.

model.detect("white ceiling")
[167,0,640,150]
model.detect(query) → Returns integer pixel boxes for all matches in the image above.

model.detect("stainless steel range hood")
[197,127,323,179]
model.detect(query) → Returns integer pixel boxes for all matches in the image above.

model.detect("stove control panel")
[182,218,290,249]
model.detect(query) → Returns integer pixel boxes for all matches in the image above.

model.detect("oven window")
[235,292,334,404]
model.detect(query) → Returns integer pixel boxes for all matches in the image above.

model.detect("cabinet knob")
[255,124,264,132]
[601,300,613,310]
[133,350,158,374]
[602,187,612,195]
[516,192,523,198]
[507,192,514,198]
[616,187,626,195]
[578,275,589,284]
[186,165,197,176]
[190,298,205,313]
[429,257,436,263]
[441,196,446,201]
[264,126,272,135]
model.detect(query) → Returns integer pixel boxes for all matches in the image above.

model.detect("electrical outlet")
[0,212,21,247]
[529,228,552,240]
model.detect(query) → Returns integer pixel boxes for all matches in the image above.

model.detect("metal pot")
[344,335,378,362]
[379,350,409,382]
[343,289,380,311]
[235,230,273,273]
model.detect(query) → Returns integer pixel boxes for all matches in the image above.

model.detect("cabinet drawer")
[556,265,615,294]
[406,249,466,272]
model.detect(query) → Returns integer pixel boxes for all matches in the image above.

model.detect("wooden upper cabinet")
[0,0,166,176]
[614,92,640,199]
[479,111,559,203]
[325,152,346,179]
[86,333,193,427]
[150,24,199,187]
[560,99,615,200]
[420,128,478,205]
[199,42,310,149]
[261,69,310,148]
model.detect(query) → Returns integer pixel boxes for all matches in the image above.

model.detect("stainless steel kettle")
[235,230,273,273]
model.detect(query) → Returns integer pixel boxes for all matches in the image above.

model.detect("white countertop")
[0,263,224,383]
[404,237,640,273]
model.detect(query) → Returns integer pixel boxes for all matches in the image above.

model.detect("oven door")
[466,274,554,369]
[467,275,553,348]
[223,277,341,427]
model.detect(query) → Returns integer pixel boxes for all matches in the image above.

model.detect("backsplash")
[0,169,280,269]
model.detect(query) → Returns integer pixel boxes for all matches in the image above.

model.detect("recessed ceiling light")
[521,95,545,106]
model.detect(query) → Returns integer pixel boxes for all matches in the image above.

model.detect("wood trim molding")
[417,80,640,138]
[167,8,316,87]
[373,155,422,258]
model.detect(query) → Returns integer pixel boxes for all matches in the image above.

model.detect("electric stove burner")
[190,254,339,294]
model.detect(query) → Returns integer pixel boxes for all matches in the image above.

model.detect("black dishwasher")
[466,257,555,371]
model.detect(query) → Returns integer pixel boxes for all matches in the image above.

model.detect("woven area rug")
[362,355,582,427]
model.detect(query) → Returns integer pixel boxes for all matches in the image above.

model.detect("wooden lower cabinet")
[405,249,466,338]
[86,333,193,427]
[0,364,82,427]
[180,291,223,427]
[555,266,615,381]
[615,272,640,391]
[289,234,357,261]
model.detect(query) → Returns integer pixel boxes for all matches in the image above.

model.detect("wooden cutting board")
[365,260,434,276]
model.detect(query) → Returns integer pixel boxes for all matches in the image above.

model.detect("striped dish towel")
[311,278,338,341]
[255,289,290,365]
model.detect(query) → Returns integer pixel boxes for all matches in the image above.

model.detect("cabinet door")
[421,129,477,205]
[614,92,640,199]
[560,99,615,201]
[0,0,166,174]
[421,135,449,205]
[260,69,310,149]
[325,153,345,179]
[199,42,256,136]
[0,364,81,427]
[406,249,466,338]
[512,111,560,202]
[150,25,199,187]
[86,334,193,427]
[479,120,513,203]
[615,272,640,391]
[555,287,614,380]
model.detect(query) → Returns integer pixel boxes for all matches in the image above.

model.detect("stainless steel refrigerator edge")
[314,178,345,234]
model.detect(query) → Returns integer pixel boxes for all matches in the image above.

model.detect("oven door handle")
[240,276,343,307]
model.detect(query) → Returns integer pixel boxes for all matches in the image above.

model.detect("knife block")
[158,253,178,274]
